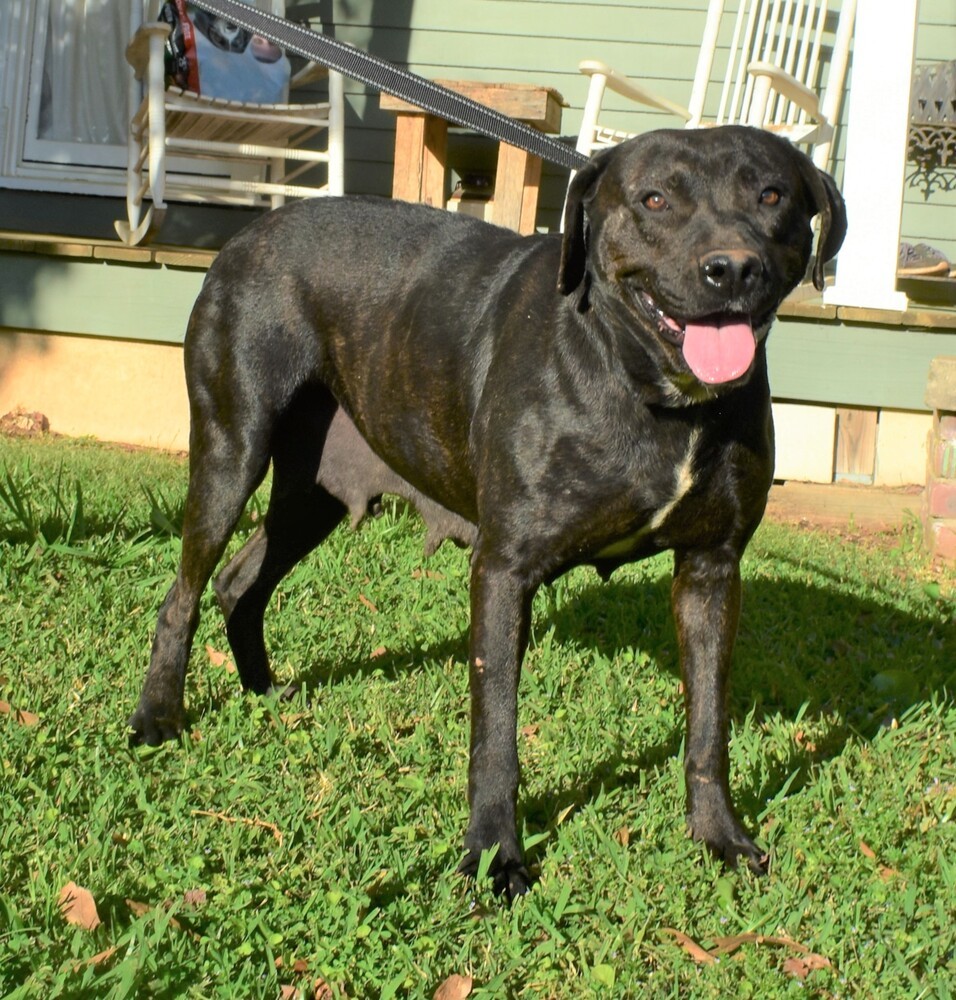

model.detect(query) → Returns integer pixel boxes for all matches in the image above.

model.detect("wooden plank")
[389,113,448,207]
[0,234,94,258]
[492,143,543,233]
[835,407,878,484]
[383,81,564,132]
[153,249,218,269]
[93,245,153,264]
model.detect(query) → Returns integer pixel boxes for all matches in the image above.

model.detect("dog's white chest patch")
[596,430,700,558]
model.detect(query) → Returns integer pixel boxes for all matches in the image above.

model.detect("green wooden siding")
[300,0,954,257]
[0,253,204,344]
[1,1,953,418]
[3,249,953,412]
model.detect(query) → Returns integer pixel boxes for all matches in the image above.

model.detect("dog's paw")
[690,815,768,875]
[711,830,768,876]
[265,683,302,704]
[458,848,532,902]
[127,706,186,747]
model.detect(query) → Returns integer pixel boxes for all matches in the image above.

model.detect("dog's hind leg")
[213,483,347,694]
[213,387,347,694]
[130,423,272,746]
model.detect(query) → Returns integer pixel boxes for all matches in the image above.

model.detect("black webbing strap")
[188,0,590,172]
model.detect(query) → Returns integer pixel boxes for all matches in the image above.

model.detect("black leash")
[188,0,589,172]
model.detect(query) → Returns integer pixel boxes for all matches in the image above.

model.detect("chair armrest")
[125,23,171,80]
[291,62,330,89]
[747,61,823,121]
[579,60,692,120]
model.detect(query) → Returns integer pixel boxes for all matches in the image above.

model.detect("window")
[0,0,135,194]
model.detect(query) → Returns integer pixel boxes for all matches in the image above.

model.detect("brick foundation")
[925,359,956,563]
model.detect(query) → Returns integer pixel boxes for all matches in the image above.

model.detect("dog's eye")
[759,187,782,206]
[642,192,669,212]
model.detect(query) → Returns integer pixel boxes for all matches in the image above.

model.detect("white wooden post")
[823,0,918,311]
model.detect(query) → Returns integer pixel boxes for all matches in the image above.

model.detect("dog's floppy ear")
[558,153,608,296]
[802,163,848,292]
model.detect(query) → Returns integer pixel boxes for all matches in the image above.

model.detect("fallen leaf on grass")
[59,882,101,931]
[192,808,283,846]
[126,899,200,940]
[794,729,817,752]
[0,699,39,727]
[371,645,388,659]
[358,593,378,613]
[859,840,900,880]
[660,929,716,965]
[206,645,236,673]
[783,953,832,980]
[709,933,809,956]
[182,889,207,908]
[434,973,473,1000]
[664,929,834,978]
[613,826,630,847]
[411,568,445,581]
[72,945,118,972]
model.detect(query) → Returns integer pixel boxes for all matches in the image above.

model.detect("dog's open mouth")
[638,291,756,386]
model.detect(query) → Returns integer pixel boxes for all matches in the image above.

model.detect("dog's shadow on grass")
[203,557,951,877]
[521,568,953,841]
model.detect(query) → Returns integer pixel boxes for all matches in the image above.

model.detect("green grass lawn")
[1,434,954,999]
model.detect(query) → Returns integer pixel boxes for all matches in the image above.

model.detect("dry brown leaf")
[613,826,630,847]
[783,953,832,980]
[0,699,39,727]
[794,730,818,752]
[411,569,445,581]
[859,840,877,860]
[183,889,207,908]
[660,929,716,965]
[371,645,388,659]
[434,973,473,1000]
[72,945,118,972]
[192,808,283,845]
[59,882,101,931]
[126,899,151,919]
[313,978,334,999]
[710,933,812,956]
[205,645,236,673]
[520,723,540,741]
[279,986,299,1000]
[359,593,378,613]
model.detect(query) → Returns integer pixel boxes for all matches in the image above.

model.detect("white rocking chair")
[115,0,345,245]
[576,0,856,171]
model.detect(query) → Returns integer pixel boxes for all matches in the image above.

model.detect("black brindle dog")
[130,126,846,898]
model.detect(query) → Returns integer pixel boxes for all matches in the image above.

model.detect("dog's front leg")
[459,554,536,899]
[672,548,766,874]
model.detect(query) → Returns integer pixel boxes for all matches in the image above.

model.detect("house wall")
[306,0,956,258]
[1,1,954,484]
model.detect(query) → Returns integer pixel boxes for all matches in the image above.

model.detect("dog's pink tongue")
[682,318,756,384]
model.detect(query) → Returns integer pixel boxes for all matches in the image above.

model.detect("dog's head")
[559,126,846,400]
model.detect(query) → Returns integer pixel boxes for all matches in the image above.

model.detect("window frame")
[0,0,133,196]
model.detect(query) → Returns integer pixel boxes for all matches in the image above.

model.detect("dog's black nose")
[700,250,762,296]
